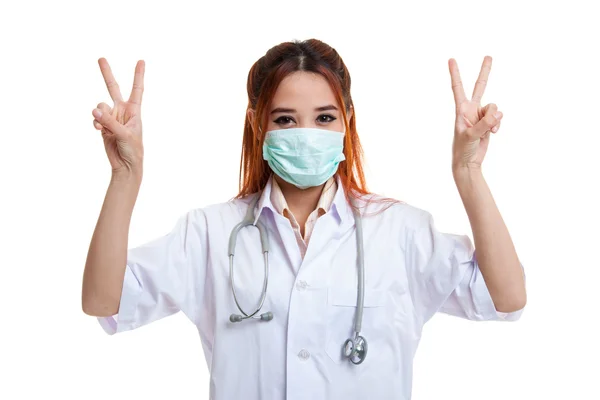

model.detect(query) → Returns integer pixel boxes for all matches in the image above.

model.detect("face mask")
[262,127,346,190]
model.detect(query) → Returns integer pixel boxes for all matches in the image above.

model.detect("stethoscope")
[228,192,368,365]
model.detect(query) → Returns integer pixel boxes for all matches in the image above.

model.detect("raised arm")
[448,56,526,312]
[82,58,145,317]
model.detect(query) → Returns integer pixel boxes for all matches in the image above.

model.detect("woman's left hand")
[449,56,503,170]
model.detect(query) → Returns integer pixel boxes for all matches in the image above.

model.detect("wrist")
[452,164,484,190]
[452,163,482,177]
[111,167,143,186]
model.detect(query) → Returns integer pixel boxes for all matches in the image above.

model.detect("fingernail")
[494,111,501,119]
[93,108,102,118]
[492,126,498,133]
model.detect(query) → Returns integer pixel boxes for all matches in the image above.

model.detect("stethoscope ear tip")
[260,312,273,321]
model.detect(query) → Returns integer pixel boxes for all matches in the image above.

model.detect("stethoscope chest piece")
[343,335,368,365]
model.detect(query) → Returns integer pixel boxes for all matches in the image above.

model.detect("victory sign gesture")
[92,58,145,175]
[449,56,503,170]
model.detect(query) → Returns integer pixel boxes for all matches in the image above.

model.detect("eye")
[274,116,295,125]
[318,114,336,123]
[273,114,337,126]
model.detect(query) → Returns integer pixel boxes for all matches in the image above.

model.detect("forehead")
[271,71,338,107]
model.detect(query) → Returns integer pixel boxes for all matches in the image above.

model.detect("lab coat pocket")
[325,288,387,364]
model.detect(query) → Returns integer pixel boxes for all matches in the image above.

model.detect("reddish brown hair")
[235,38,399,213]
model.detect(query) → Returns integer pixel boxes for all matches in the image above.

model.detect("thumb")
[470,104,502,138]
[92,106,126,137]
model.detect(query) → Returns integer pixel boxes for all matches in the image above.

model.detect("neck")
[274,175,326,221]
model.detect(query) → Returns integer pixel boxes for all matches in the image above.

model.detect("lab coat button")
[298,349,310,361]
[296,280,308,291]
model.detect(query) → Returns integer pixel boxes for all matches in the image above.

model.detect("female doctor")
[82,38,527,400]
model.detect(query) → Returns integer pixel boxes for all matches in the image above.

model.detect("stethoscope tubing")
[228,190,367,363]
[228,195,270,321]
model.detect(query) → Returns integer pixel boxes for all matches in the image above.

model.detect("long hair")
[235,38,400,213]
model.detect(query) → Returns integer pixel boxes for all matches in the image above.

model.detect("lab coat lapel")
[253,175,303,273]
[301,175,355,268]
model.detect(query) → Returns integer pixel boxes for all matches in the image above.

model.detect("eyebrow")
[270,105,338,114]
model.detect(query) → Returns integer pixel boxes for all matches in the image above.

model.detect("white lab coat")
[98,174,524,400]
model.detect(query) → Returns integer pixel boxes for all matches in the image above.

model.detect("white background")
[1,0,598,399]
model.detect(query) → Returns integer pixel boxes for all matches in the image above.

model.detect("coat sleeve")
[97,208,209,335]
[404,208,525,325]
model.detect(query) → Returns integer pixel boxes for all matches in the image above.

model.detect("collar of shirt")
[253,174,354,227]
[270,175,337,221]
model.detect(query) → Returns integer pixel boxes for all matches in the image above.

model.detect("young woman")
[82,38,526,400]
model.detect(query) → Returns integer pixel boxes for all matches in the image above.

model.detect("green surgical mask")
[262,127,346,190]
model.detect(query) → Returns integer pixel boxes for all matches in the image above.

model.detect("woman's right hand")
[92,58,145,176]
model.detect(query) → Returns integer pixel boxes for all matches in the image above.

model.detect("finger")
[92,107,125,136]
[480,103,498,119]
[128,60,145,105]
[93,120,102,130]
[472,56,492,103]
[462,114,474,128]
[448,58,467,108]
[462,103,499,128]
[98,58,123,103]
[96,102,112,114]
[492,120,501,133]
[470,105,502,138]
